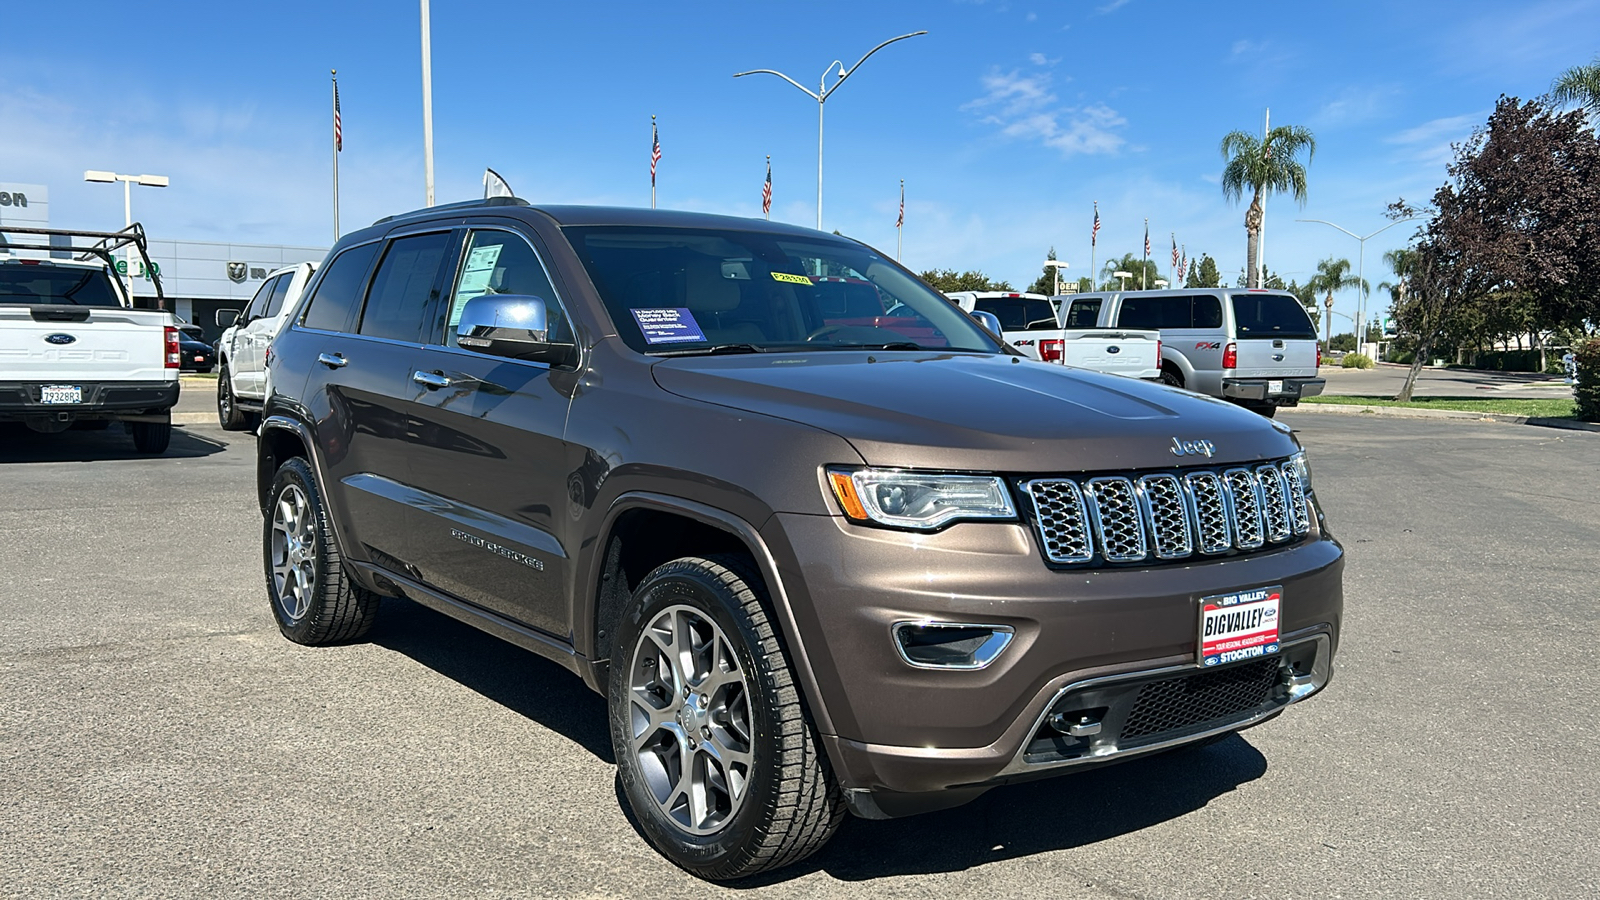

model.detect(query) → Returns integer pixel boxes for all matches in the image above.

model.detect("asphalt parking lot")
[2,412,1597,899]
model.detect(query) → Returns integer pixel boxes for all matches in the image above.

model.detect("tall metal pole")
[734,31,926,233]
[420,0,435,207]
[1297,216,1421,352]
[332,69,340,240]
[1259,107,1269,288]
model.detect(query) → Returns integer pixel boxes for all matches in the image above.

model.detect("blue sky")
[3,0,1597,335]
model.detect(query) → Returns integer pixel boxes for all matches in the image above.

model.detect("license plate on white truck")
[40,385,82,404]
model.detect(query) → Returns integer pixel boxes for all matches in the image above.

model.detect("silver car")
[1061,288,1324,417]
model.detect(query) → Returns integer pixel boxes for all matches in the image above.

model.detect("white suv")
[215,262,315,430]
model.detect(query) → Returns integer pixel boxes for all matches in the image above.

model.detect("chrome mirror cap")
[969,309,1003,336]
[457,294,549,347]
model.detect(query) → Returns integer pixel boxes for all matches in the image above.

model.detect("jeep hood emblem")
[1170,437,1216,458]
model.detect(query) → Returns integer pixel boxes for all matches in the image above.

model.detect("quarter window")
[359,232,452,342]
[301,242,380,333]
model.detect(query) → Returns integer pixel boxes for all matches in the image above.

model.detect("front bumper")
[0,380,179,421]
[1222,377,1325,403]
[763,509,1343,812]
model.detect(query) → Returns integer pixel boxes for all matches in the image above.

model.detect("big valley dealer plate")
[1199,586,1281,667]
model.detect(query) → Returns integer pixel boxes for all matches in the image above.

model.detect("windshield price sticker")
[631,308,707,345]
[1199,586,1281,666]
[771,272,813,286]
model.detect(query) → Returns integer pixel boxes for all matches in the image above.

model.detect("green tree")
[1551,55,1600,117]
[1183,254,1222,288]
[1027,247,1066,295]
[1097,252,1162,290]
[1307,257,1367,344]
[1074,275,1094,293]
[918,269,1014,292]
[1220,122,1316,287]
[1329,332,1357,352]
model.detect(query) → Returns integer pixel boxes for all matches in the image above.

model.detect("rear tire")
[217,361,249,431]
[264,457,379,645]
[131,418,172,454]
[609,554,844,881]
[1159,366,1184,389]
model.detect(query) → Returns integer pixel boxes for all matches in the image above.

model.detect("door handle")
[317,353,347,369]
[412,370,451,389]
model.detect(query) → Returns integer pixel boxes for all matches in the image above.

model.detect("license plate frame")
[1267,379,1285,395]
[1199,585,1282,667]
[40,384,82,405]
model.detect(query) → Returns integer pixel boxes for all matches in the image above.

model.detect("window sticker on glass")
[771,272,813,286]
[450,243,506,331]
[631,308,707,344]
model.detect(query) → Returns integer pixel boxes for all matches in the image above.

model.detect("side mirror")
[456,294,573,366]
[970,309,1004,335]
[216,309,240,327]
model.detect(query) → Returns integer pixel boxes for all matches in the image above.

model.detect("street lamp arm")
[820,31,928,101]
[732,69,820,100]
[1295,218,1360,241]
[1361,215,1422,241]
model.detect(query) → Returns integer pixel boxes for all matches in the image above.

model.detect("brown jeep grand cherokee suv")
[256,199,1342,880]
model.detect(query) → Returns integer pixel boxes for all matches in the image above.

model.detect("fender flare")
[585,491,836,736]
[1160,346,1197,386]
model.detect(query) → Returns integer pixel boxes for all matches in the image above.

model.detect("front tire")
[217,361,249,431]
[264,457,379,645]
[609,555,843,881]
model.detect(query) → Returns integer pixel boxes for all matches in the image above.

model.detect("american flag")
[1179,248,1188,282]
[651,121,661,187]
[1091,202,1100,247]
[762,158,772,217]
[1143,220,1150,259]
[896,181,904,229]
[1171,234,1179,269]
[333,80,342,152]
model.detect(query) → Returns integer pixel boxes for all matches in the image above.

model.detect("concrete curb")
[1288,402,1599,433]
[174,412,216,425]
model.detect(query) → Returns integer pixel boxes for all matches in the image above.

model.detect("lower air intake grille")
[1120,657,1281,744]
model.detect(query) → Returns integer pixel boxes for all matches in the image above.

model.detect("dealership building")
[1,181,325,342]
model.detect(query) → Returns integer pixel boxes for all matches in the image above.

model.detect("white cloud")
[1385,112,1484,167]
[1097,0,1133,13]
[1231,39,1264,56]
[963,68,1126,157]
[1313,85,1401,127]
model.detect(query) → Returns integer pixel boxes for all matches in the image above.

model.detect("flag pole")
[896,179,904,262]
[1090,201,1097,293]
[1142,217,1148,291]
[764,155,771,220]
[651,115,657,210]
[331,69,340,241]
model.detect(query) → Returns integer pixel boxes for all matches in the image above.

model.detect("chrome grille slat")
[1025,479,1094,564]
[1184,472,1233,553]
[1084,477,1147,562]
[1256,465,1292,542]
[1139,474,1193,559]
[1026,457,1310,566]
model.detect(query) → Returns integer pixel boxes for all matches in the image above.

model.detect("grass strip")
[1304,395,1580,419]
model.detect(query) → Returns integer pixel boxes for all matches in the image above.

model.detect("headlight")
[826,467,1016,530]
[1290,451,1313,493]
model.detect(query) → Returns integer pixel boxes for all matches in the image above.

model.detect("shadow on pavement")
[0,422,231,463]
[369,596,614,764]
[734,736,1269,886]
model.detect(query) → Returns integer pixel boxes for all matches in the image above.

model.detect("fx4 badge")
[1170,437,1216,458]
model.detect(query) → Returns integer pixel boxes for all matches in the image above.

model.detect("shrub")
[1341,353,1375,369]
[1575,339,1600,422]
[1392,350,1416,365]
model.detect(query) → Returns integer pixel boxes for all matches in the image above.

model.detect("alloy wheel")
[270,483,316,622]
[627,604,754,835]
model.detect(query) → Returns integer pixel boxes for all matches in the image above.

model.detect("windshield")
[0,264,121,307]
[974,296,1059,331]
[563,226,1002,355]
[1231,293,1316,339]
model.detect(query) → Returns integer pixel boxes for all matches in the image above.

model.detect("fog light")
[892,621,1014,670]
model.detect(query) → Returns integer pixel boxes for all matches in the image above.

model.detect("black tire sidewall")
[608,559,783,875]
[264,458,335,642]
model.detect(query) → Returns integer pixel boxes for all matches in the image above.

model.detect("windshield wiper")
[647,343,766,357]
[819,342,930,351]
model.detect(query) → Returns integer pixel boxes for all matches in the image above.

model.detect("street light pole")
[735,31,927,232]
[1114,270,1133,291]
[1043,259,1070,296]
[1296,216,1421,356]
[420,0,435,207]
[84,170,168,298]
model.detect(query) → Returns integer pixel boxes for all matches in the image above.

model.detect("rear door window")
[243,276,278,320]
[1117,295,1186,329]
[1231,293,1316,339]
[974,297,1058,330]
[358,232,452,342]
[1063,297,1102,327]
[301,242,380,333]
[1192,296,1222,328]
[263,273,293,317]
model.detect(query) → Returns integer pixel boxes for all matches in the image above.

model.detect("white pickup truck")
[0,226,180,453]
[946,290,1161,380]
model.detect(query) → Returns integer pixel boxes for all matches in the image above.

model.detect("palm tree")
[1306,257,1366,345]
[1551,56,1600,116]
[1098,252,1161,290]
[1220,123,1316,288]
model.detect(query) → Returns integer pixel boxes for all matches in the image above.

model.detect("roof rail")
[371,196,530,227]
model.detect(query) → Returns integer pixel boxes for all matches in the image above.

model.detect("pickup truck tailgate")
[1060,331,1160,379]
[0,306,170,382]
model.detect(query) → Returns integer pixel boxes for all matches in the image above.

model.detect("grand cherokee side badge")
[1170,437,1216,458]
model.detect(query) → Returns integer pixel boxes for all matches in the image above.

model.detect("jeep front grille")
[1024,456,1311,567]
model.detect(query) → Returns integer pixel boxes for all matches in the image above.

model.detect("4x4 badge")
[1170,437,1216,458]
